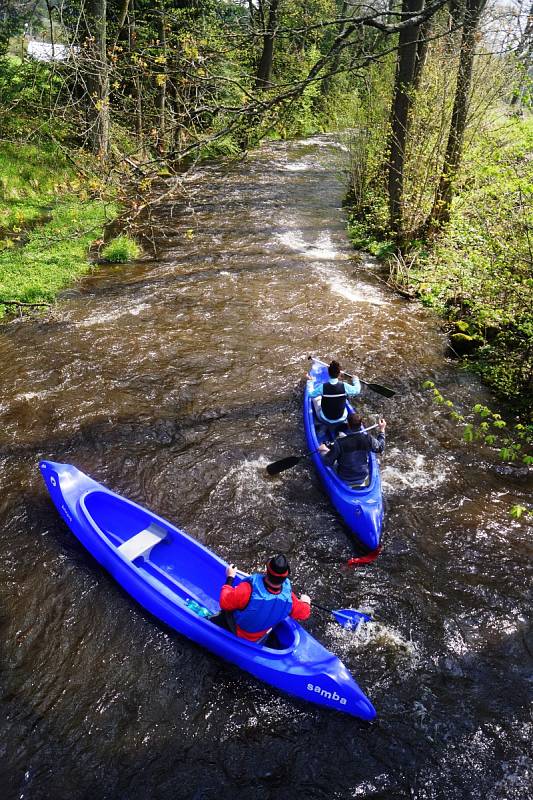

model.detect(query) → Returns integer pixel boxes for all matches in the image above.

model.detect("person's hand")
[226,564,237,578]
[318,443,330,454]
[300,594,311,605]
[379,417,386,432]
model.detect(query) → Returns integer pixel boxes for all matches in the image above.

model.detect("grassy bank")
[347,114,533,410]
[0,140,118,318]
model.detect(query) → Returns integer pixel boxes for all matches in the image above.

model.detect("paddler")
[319,412,386,486]
[307,359,361,426]
[212,554,311,645]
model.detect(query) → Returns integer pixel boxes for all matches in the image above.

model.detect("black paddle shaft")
[307,356,396,398]
[266,424,380,476]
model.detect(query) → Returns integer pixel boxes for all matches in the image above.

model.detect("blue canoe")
[39,461,376,721]
[304,358,384,551]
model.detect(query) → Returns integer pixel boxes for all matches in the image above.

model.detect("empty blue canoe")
[39,461,376,721]
[304,358,384,551]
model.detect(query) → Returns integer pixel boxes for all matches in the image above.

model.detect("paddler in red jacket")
[216,554,311,644]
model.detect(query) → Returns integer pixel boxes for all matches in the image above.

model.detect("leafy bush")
[101,235,140,263]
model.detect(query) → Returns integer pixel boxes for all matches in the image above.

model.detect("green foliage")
[0,140,77,234]
[510,504,532,519]
[409,116,533,406]
[353,113,533,409]
[0,121,116,315]
[0,200,114,315]
[422,381,532,467]
[422,381,532,519]
[101,235,140,263]
[197,134,241,161]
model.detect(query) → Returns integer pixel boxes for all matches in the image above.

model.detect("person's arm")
[369,420,386,453]
[368,432,385,454]
[219,565,252,611]
[322,438,341,467]
[290,592,311,621]
[344,377,361,396]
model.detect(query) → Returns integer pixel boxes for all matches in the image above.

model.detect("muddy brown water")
[1,136,531,800]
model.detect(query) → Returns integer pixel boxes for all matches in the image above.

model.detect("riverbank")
[347,114,533,411]
[0,140,122,318]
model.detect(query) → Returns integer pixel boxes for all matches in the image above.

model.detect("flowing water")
[1,136,531,800]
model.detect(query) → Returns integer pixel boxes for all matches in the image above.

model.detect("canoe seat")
[118,523,167,561]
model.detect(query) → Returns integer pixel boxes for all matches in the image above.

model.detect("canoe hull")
[40,460,376,721]
[304,361,384,550]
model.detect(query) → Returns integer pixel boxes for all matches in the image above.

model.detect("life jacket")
[321,380,346,421]
[233,573,293,634]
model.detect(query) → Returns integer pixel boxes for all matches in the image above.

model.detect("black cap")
[265,554,290,590]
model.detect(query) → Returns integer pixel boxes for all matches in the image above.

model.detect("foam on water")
[314,265,387,306]
[208,456,280,514]
[327,618,420,668]
[276,230,342,261]
[75,302,152,328]
[302,136,349,152]
[283,161,318,172]
[381,447,452,492]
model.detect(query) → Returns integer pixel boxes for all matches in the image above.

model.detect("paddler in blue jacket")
[307,359,361,425]
[216,555,311,643]
[319,412,386,486]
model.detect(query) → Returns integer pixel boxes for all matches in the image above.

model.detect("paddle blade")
[362,381,396,398]
[266,455,302,476]
[331,609,372,629]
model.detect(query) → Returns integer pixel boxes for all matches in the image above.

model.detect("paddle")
[313,603,372,629]
[308,355,396,398]
[266,423,380,476]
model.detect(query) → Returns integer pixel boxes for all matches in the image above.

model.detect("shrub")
[101,235,140,263]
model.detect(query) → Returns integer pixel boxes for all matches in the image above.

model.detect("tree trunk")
[157,3,167,153]
[321,0,351,96]
[387,0,425,241]
[86,0,110,159]
[129,1,143,155]
[510,1,533,106]
[413,17,432,89]
[427,0,486,230]
[255,0,280,88]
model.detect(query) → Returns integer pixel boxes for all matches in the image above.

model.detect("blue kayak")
[39,461,376,721]
[304,358,384,551]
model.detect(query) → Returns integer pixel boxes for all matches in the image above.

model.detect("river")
[1,136,531,799]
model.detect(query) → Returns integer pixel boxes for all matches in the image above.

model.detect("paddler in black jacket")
[319,413,386,486]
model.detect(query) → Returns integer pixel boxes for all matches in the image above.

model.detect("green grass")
[0,131,119,318]
[101,234,140,263]
[0,200,115,315]
[0,141,79,234]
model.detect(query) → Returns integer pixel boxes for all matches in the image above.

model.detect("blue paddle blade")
[331,609,372,629]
